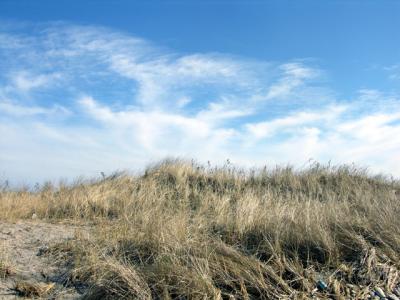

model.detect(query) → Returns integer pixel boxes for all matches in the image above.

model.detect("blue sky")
[1,0,400,184]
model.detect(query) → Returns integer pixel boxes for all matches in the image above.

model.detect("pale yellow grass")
[1,159,400,299]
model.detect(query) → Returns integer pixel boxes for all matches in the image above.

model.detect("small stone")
[388,294,400,300]
[375,287,386,298]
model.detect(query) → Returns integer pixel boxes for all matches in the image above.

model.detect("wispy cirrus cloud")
[10,71,63,92]
[0,22,399,184]
[265,62,319,100]
[245,105,346,139]
[0,100,69,116]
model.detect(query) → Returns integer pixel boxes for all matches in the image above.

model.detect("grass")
[13,281,55,298]
[1,159,400,299]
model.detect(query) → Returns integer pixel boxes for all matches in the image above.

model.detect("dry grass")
[13,280,55,297]
[1,159,400,299]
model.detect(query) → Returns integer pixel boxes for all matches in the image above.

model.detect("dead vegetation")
[13,281,55,298]
[1,159,400,299]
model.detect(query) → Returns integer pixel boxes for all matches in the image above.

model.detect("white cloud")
[78,96,234,154]
[265,62,318,100]
[197,101,253,123]
[237,104,400,176]
[245,105,346,139]
[0,100,69,116]
[0,22,400,183]
[108,52,257,108]
[0,32,29,49]
[10,71,62,92]
[176,96,191,108]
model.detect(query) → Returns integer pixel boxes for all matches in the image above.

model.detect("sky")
[1,0,400,184]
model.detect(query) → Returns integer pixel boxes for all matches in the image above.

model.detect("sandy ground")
[0,221,89,299]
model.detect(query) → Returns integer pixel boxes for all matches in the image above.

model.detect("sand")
[0,221,89,299]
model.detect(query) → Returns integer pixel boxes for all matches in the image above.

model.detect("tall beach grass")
[1,159,400,299]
